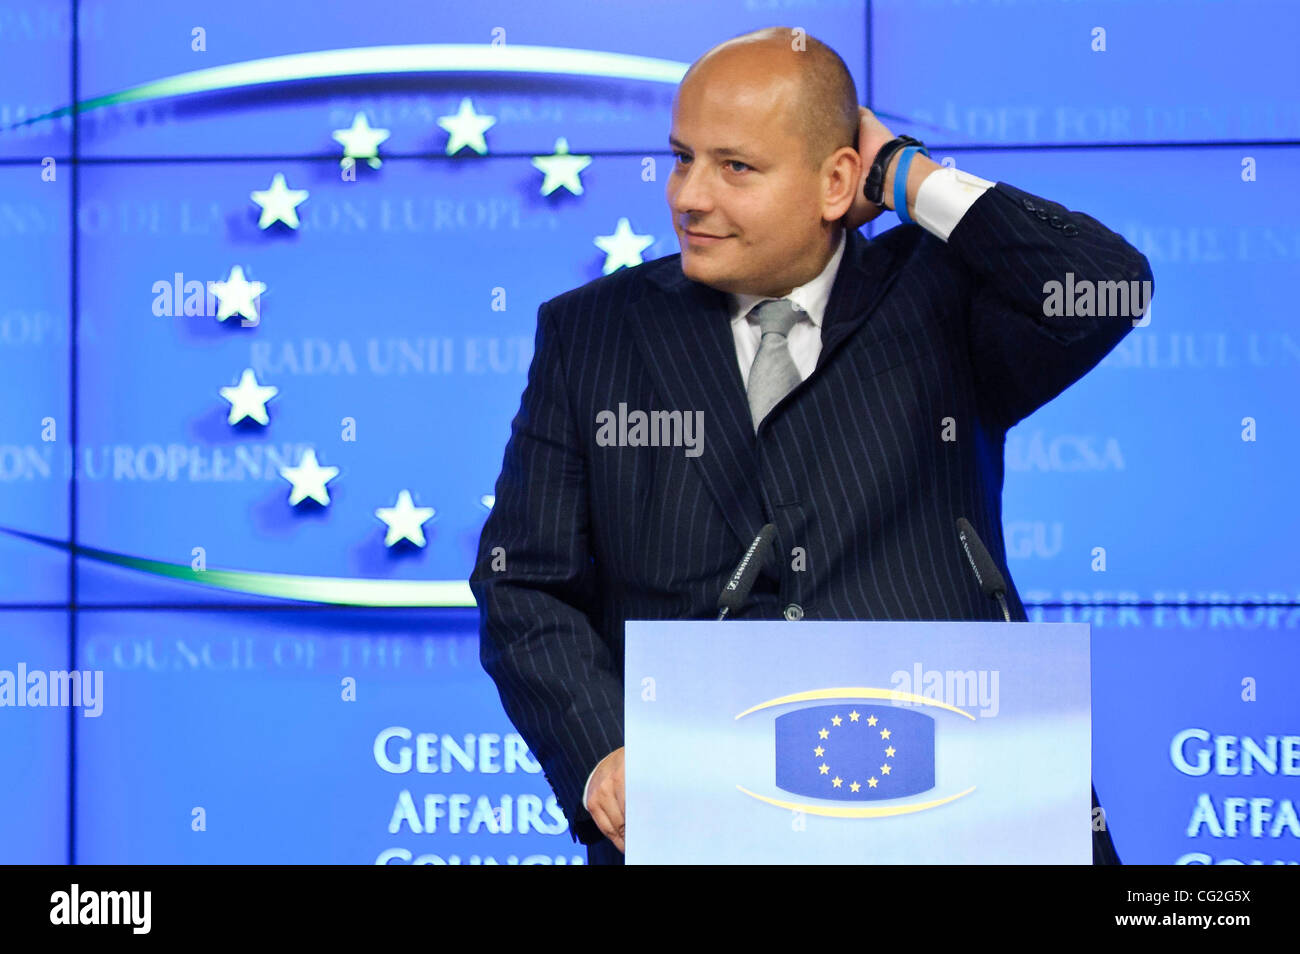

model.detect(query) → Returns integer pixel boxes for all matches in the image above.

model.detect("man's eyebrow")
[668,136,759,161]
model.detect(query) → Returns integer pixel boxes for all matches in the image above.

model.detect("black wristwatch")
[864,135,927,208]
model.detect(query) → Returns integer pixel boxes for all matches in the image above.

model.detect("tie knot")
[750,298,799,338]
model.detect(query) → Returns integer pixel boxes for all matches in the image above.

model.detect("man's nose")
[669,161,713,216]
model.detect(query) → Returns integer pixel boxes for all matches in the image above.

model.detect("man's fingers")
[598,786,625,837]
[613,764,626,816]
[591,792,626,853]
[590,802,619,843]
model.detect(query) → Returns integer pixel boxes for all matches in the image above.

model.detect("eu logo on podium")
[775,704,935,800]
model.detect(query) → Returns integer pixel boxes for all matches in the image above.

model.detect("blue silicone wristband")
[892,145,929,225]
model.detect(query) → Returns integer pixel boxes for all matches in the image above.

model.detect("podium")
[623,619,1092,864]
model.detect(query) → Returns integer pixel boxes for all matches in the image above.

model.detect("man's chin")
[680,254,730,285]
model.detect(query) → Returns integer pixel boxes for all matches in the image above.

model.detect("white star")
[209,266,266,324]
[375,490,436,548]
[594,217,655,274]
[437,97,496,156]
[250,172,309,229]
[332,112,390,169]
[279,449,339,507]
[532,137,592,196]
[219,368,278,426]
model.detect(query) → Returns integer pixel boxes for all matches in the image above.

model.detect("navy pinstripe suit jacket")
[470,180,1152,852]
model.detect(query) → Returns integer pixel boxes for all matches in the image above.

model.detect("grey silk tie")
[746,298,803,431]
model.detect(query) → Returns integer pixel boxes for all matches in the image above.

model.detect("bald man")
[471,27,1147,866]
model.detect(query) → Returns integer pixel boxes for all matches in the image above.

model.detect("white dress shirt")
[579,164,996,817]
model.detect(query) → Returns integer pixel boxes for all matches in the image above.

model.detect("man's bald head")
[680,27,859,172]
[668,28,863,296]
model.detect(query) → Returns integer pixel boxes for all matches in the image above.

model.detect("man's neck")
[750,225,843,298]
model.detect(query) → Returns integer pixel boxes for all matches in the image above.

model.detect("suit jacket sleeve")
[944,181,1154,431]
[469,297,622,846]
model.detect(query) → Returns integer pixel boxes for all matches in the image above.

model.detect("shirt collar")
[729,228,847,329]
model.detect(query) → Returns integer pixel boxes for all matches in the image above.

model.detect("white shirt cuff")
[912,165,996,242]
[582,765,596,810]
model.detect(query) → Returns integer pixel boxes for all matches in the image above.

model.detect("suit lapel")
[626,226,900,552]
[817,225,902,372]
[627,271,762,552]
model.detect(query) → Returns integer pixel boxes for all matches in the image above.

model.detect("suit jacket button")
[784,603,804,621]
[1062,223,1079,236]
[1035,209,1050,221]
[1050,214,1063,227]
[1022,198,1036,211]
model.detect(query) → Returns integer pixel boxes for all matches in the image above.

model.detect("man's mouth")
[684,230,732,245]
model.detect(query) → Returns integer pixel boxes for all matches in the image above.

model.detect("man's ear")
[823,146,860,222]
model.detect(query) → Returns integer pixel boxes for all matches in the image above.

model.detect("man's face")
[666,66,829,297]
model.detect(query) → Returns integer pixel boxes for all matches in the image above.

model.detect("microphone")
[955,517,1011,622]
[716,524,777,620]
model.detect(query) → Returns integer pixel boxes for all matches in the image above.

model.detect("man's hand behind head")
[842,106,897,231]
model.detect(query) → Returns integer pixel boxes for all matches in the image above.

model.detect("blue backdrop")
[1,0,1296,863]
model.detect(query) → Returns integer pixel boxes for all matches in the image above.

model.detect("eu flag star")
[532,137,592,196]
[437,97,496,156]
[209,265,265,324]
[250,172,309,230]
[279,449,339,507]
[219,368,277,426]
[374,490,436,548]
[332,112,390,169]
[593,217,654,274]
